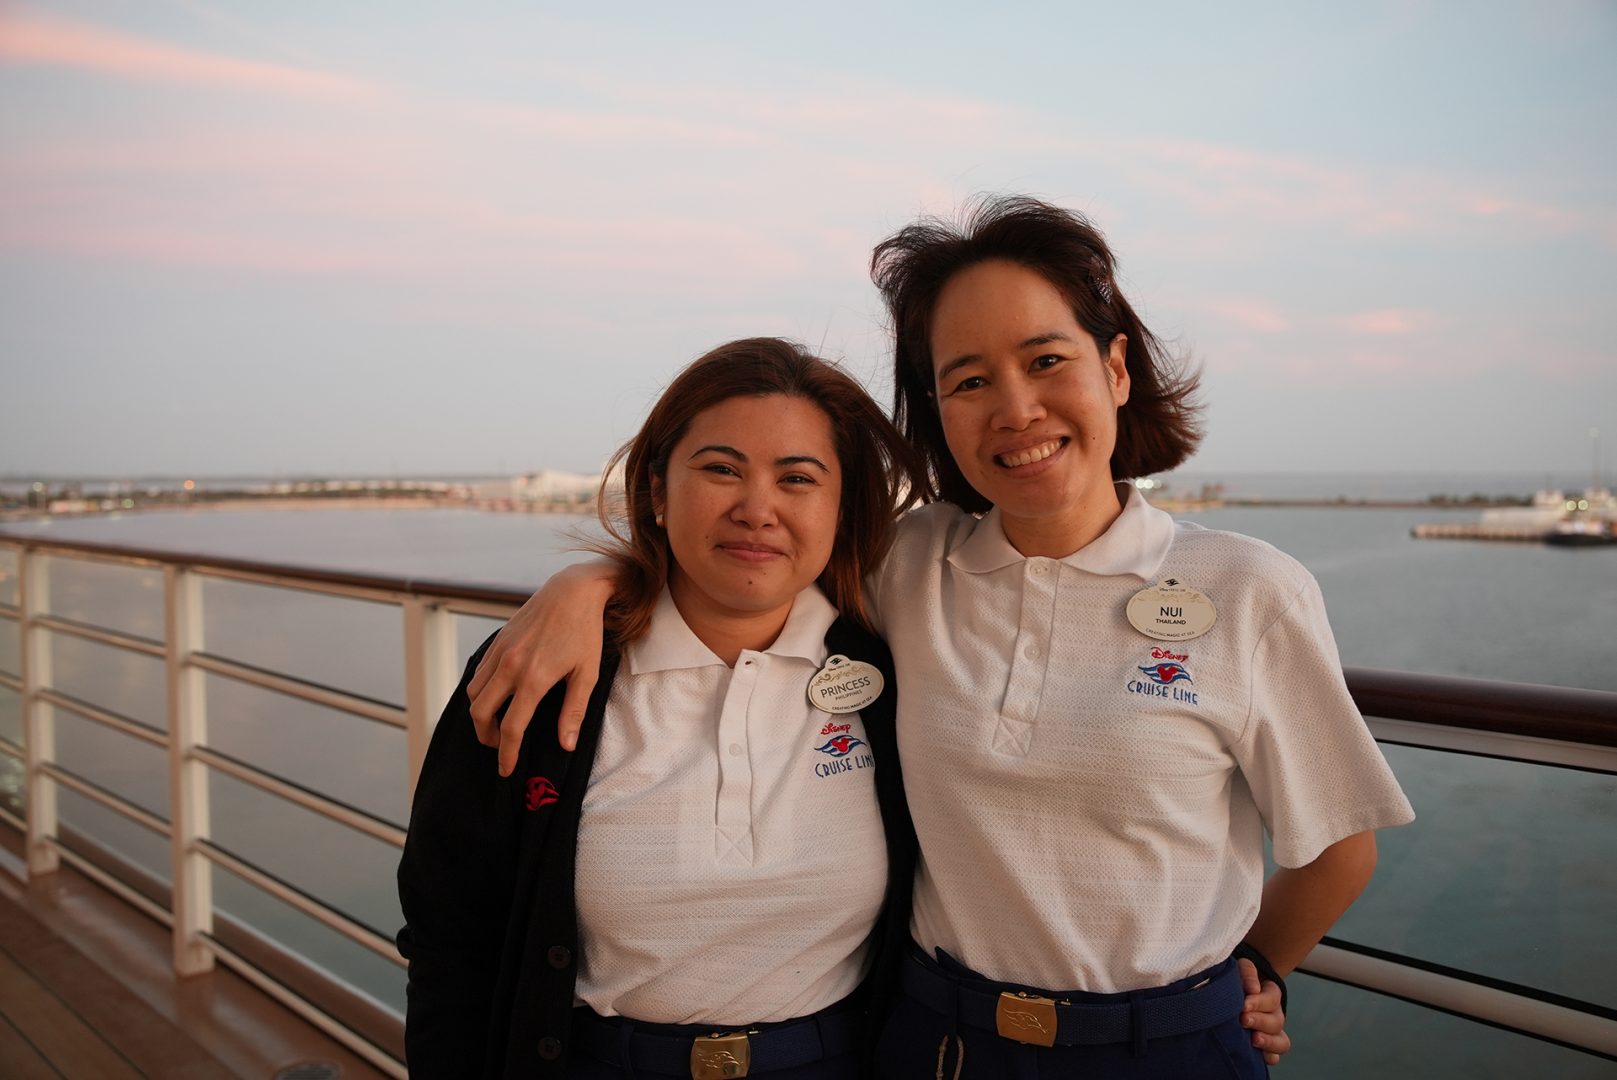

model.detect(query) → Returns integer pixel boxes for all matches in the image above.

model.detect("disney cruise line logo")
[1125,647,1200,705]
[812,719,874,777]
[813,720,867,758]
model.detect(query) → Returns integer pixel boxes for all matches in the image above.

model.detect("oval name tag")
[1126,578,1217,641]
[807,654,884,714]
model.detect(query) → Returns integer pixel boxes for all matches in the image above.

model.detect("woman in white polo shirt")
[398,338,928,1078]
[858,198,1411,1078]
[467,199,1366,1078]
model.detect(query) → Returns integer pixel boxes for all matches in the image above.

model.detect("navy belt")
[901,950,1244,1048]
[573,1005,857,1078]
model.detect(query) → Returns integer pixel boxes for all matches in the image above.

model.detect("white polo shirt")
[573,585,889,1024]
[868,487,1414,993]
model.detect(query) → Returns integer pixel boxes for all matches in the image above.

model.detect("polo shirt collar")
[625,584,836,675]
[945,483,1176,581]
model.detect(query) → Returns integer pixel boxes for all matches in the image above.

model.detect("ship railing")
[0,534,530,1077]
[1310,669,1617,1064]
[0,532,1613,1074]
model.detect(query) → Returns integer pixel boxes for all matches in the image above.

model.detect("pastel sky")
[3,0,1613,478]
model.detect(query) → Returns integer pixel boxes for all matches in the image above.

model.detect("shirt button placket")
[995,560,1057,755]
[714,653,759,865]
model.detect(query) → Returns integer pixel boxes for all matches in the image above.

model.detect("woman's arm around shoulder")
[467,561,619,773]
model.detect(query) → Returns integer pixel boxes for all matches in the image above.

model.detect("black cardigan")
[397,618,916,1079]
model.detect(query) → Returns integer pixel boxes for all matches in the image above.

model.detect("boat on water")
[1544,517,1617,547]
[1413,487,1617,545]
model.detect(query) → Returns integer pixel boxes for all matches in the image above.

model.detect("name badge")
[807,654,884,714]
[1126,578,1216,641]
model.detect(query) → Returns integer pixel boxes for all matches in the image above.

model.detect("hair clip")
[1093,276,1115,305]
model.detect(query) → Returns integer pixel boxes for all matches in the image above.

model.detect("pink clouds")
[0,150,810,283]
[1199,298,1292,333]
[0,7,378,102]
[1193,299,1441,340]
[1336,309,1434,336]
[461,101,760,149]
[2,4,1603,319]
[1128,138,1410,232]
[8,220,407,273]
[1111,135,1592,244]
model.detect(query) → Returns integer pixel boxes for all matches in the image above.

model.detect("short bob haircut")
[871,195,1203,513]
[592,337,928,645]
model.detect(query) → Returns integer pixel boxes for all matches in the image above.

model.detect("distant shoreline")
[0,494,1518,526]
[1203,499,1498,510]
[0,496,594,523]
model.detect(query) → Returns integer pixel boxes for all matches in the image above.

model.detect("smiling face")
[655,393,842,633]
[930,259,1131,556]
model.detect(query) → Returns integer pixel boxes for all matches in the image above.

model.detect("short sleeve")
[1235,576,1415,868]
[863,509,919,638]
[864,505,969,639]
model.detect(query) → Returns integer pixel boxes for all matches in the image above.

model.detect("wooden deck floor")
[0,842,389,1079]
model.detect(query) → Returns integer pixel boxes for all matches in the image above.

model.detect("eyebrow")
[934,332,1078,381]
[688,445,831,473]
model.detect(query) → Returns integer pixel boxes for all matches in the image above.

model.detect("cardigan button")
[537,1036,562,1060]
[547,945,572,969]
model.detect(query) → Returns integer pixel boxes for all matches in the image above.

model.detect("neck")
[1001,481,1128,558]
[667,576,793,667]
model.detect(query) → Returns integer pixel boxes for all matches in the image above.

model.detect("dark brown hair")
[870,194,1203,512]
[592,337,927,644]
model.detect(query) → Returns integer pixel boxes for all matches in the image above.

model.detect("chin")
[975,481,1067,517]
[704,578,802,615]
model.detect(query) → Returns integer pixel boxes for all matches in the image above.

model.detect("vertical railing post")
[18,547,58,876]
[402,598,458,800]
[165,565,213,975]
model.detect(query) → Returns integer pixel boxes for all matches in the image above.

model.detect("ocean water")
[0,498,1613,1078]
[1181,505,1617,691]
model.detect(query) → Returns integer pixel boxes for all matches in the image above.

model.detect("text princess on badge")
[807,654,884,714]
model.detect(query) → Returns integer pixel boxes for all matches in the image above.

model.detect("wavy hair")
[871,195,1203,512]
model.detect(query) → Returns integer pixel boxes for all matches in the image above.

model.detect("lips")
[717,542,786,562]
[994,437,1067,468]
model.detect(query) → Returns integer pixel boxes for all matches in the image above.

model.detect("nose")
[729,478,779,529]
[990,373,1047,431]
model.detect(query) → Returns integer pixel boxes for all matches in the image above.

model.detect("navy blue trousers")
[875,949,1269,1080]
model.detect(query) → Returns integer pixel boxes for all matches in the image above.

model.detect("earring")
[655,512,665,527]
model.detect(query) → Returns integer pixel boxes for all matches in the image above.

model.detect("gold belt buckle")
[995,990,1059,1047]
[690,1030,751,1079]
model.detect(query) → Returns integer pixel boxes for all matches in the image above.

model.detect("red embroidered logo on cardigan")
[525,776,559,811]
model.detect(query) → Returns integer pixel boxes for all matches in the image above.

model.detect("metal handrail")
[1345,666,1617,747]
[0,532,533,605]
[1305,941,1617,1058]
[196,838,403,964]
[41,688,169,749]
[49,836,174,927]
[193,746,407,846]
[2,530,1616,1071]
[33,612,166,658]
[189,651,409,727]
[38,761,169,836]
